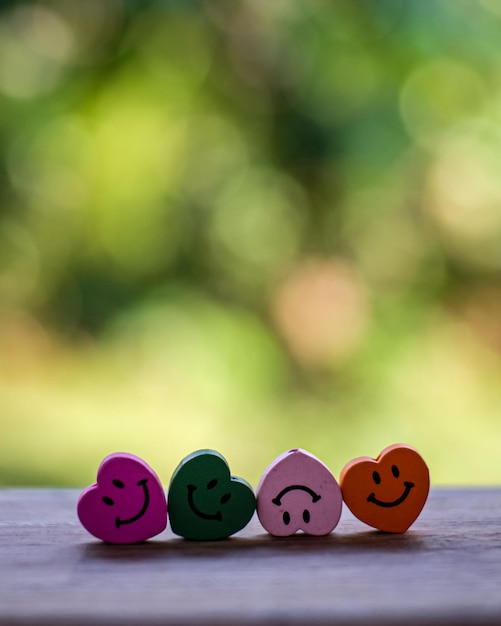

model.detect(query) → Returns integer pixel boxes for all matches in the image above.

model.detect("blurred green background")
[1,0,501,488]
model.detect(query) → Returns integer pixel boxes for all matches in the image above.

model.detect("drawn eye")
[372,471,381,485]
[220,493,231,504]
[102,496,114,506]
[283,511,291,525]
[207,479,218,490]
[303,509,310,523]
[391,465,400,478]
[112,479,125,489]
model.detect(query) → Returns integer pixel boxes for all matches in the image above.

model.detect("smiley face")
[167,450,256,540]
[186,477,232,521]
[101,477,150,528]
[340,444,430,533]
[256,449,343,537]
[77,453,168,544]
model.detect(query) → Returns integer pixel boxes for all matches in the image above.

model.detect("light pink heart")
[256,449,342,536]
[77,452,167,544]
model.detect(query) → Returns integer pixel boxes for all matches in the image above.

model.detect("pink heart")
[256,449,342,536]
[77,453,167,544]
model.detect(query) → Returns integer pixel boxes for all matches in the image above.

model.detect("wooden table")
[1,489,500,625]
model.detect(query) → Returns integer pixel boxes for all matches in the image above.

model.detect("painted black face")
[366,464,414,508]
[187,478,232,522]
[272,484,321,527]
[102,478,150,528]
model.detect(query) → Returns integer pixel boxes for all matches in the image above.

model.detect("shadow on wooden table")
[79,528,428,563]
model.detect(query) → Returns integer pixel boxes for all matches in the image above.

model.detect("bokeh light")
[1,0,501,487]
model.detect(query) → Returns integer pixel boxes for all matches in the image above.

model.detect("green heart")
[168,449,256,540]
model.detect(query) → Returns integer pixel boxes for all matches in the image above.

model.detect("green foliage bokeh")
[1,0,501,486]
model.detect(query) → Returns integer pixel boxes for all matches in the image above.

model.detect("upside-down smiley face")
[340,444,430,533]
[256,449,343,537]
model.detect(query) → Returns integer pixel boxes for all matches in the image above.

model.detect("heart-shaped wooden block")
[168,449,256,540]
[340,444,429,533]
[77,452,168,544]
[256,449,342,537]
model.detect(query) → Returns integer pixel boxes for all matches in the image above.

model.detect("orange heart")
[340,444,430,533]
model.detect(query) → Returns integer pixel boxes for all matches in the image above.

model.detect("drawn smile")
[187,484,222,521]
[272,485,321,506]
[367,481,415,508]
[115,479,150,528]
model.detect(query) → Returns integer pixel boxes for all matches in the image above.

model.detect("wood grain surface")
[1,489,500,625]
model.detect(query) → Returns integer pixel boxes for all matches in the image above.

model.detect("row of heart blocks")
[77,444,430,544]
